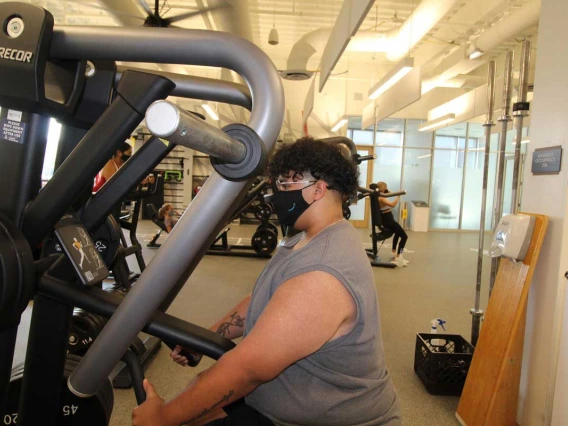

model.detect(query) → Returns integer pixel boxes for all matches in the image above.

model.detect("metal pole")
[145,100,247,164]
[489,50,514,295]
[511,40,531,214]
[471,60,496,347]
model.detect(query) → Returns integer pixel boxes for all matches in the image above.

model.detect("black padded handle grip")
[164,341,203,367]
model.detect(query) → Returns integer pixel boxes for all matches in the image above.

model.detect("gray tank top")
[244,220,401,426]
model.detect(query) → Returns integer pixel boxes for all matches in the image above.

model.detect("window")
[373,147,403,217]
[342,119,529,230]
[350,129,374,145]
[430,124,467,229]
[41,119,62,182]
[376,118,404,147]
[402,149,431,207]
[405,119,433,148]
[347,116,374,146]
[461,147,498,230]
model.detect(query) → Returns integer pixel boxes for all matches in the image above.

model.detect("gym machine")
[318,137,409,268]
[359,185,407,268]
[207,178,279,258]
[0,3,284,426]
[147,178,279,257]
[41,129,170,389]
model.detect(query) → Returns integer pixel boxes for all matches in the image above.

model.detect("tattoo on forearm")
[183,390,235,424]
[216,312,245,337]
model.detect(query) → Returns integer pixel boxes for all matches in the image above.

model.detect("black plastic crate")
[414,333,475,396]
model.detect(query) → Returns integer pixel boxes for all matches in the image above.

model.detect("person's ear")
[313,180,328,199]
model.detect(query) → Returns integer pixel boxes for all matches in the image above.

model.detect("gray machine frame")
[116,66,253,111]
[50,26,285,397]
[0,20,283,406]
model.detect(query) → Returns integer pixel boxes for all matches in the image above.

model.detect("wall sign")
[531,146,562,175]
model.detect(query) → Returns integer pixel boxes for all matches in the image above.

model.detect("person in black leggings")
[377,182,408,266]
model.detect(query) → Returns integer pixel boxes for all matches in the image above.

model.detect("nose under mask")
[271,184,316,228]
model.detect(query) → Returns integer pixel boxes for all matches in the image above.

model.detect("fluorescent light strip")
[468,49,484,60]
[202,104,219,121]
[467,42,485,60]
[511,139,530,145]
[417,154,431,159]
[368,57,414,100]
[418,113,456,132]
[331,117,348,132]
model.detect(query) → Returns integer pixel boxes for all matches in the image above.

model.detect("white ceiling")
[251,0,418,65]
[0,0,540,138]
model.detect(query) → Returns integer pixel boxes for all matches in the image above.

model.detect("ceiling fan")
[140,0,229,28]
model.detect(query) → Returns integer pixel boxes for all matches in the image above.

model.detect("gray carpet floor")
[12,221,493,426]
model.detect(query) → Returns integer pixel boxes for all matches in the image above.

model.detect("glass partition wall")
[347,119,529,230]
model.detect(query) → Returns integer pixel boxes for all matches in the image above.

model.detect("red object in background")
[93,175,106,193]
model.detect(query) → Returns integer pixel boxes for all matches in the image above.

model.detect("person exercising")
[93,142,132,193]
[132,137,401,426]
[158,203,180,233]
[377,182,408,267]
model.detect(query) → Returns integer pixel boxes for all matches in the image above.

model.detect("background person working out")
[132,137,401,426]
[93,142,132,193]
[377,182,409,267]
[158,203,180,233]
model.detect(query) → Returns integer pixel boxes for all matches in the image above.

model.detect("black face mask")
[121,153,131,162]
[271,184,316,228]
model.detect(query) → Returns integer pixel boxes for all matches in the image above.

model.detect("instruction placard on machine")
[0,108,28,144]
[54,215,109,286]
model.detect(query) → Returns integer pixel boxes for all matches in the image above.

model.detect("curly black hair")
[268,137,359,197]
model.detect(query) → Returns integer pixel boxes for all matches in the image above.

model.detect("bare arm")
[171,294,251,366]
[209,294,251,340]
[379,196,400,208]
[159,272,355,426]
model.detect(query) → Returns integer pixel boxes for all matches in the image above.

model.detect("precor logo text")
[0,47,32,63]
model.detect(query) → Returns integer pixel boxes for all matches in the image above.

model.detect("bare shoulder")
[283,271,354,304]
[101,160,117,178]
[275,271,357,339]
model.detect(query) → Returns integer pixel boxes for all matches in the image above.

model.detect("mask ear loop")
[301,181,319,206]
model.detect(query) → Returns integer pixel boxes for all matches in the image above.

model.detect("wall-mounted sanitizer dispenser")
[489,214,536,261]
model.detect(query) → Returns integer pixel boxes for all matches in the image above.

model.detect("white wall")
[518,0,568,423]
[551,193,568,425]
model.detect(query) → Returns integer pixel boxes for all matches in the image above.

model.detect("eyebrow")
[279,172,304,181]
